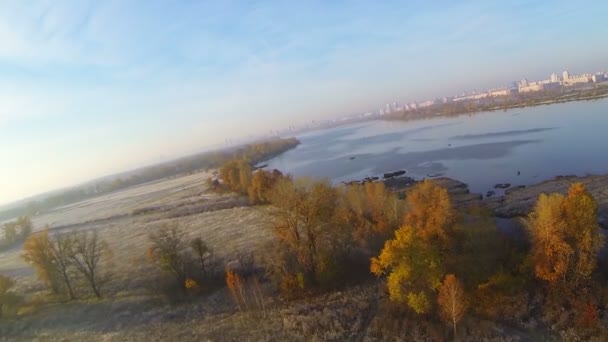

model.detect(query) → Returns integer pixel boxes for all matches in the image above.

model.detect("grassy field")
[0,171,285,340]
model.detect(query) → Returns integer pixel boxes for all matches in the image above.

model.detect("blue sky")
[1,0,607,205]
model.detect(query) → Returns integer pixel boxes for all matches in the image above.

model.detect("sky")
[1,0,608,205]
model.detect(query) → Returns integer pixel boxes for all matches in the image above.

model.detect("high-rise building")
[519,78,529,87]
[550,73,559,82]
[562,70,570,81]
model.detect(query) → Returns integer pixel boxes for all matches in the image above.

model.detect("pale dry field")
[0,171,285,341]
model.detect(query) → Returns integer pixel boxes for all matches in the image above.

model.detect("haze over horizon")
[1,0,608,206]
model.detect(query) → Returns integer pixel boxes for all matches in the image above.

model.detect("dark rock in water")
[382,176,416,190]
[486,190,496,197]
[349,156,356,160]
[371,176,379,181]
[517,171,521,176]
[254,164,268,170]
[427,173,443,178]
[383,170,407,179]
[494,183,511,189]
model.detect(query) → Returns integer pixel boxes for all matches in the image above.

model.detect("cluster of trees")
[146,224,220,293]
[0,216,32,252]
[21,229,112,300]
[216,155,607,337]
[0,138,299,221]
[218,160,285,204]
[371,181,605,336]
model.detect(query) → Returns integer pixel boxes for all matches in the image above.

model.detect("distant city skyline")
[373,67,608,115]
[1,1,608,205]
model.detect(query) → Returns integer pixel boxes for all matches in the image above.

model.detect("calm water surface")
[264,99,608,196]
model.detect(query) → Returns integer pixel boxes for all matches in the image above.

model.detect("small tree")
[148,224,189,288]
[2,223,17,244]
[51,234,77,300]
[226,269,246,310]
[69,232,112,298]
[21,228,61,294]
[16,216,33,238]
[438,274,467,338]
[0,274,16,318]
[190,237,212,278]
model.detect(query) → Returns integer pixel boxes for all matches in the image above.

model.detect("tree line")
[0,137,299,221]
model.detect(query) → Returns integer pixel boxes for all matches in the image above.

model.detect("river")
[263,98,608,196]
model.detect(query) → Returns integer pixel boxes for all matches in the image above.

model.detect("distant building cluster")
[374,69,608,116]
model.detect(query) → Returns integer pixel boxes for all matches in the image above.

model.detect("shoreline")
[384,88,608,123]
[349,171,608,227]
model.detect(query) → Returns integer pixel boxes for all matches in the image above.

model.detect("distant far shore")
[385,85,608,122]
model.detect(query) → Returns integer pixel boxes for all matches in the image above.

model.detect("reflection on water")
[264,99,608,195]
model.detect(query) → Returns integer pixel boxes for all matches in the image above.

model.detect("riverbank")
[375,172,608,227]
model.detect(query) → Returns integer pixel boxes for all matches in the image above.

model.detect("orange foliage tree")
[438,274,467,338]
[528,183,602,292]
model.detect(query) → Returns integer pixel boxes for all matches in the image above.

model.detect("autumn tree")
[0,274,16,318]
[562,182,602,288]
[528,193,571,283]
[438,274,467,338]
[527,183,602,292]
[404,180,456,242]
[226,268,245,310]
[334,182,402,253]
[68,232,112,298]
[371,180,457,314]
[219,159,253,194]
[148,224,190,288]
[268,178,341,288]
[21,228,62,294]
[219,160,241,192]
[371,224,443,314]
[248,170,275,204]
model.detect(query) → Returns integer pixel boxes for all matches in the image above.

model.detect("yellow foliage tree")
[21,228,61,294]
[371,225,443,314]
[562,182,603,287]
[528,193,572,282]
[371,180,457,314]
